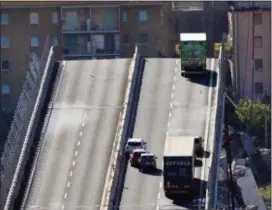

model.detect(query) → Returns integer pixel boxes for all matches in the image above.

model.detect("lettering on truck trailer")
[165,160,191,166]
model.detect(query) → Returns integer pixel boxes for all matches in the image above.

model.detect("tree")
[236,98,271,139]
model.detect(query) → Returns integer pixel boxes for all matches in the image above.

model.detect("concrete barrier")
[2,47,56,210]
[205,35,227,209]
[19,60,61,210]
[99,45,143,210]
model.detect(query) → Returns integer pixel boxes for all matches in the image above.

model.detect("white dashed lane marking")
[72,160,76,166]
[157,60,179,210]
[61,112,88,208]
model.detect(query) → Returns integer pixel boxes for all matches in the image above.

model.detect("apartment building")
[229,1,271,102]
[0,1,176,112]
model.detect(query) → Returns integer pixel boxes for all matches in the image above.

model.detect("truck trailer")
[163,136,196,197]
[180,33,207,75]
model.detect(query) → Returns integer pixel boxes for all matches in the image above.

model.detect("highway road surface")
[22,59,131,210]
[119,58,217,210]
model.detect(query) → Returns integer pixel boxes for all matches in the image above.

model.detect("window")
[138,33,148,43]
[1,84,10,95]
[139,10,148,22]
[52,36,58,46]
[123,34,129,44]
[30,36,39,47]
[254,59,263,71]
[52,11,59,24]
[1,60,10,71]
[254,36,262,48]
[1,13,9,25]
[253,13,262,25]
[255,82,263,94]
[122,11,128,22]
[29,12,39,24]
[1,36,9,48]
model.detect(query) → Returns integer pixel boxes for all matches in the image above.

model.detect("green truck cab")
[180,33,207,75]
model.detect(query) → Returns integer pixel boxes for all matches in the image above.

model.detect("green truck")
[180,33,207,75]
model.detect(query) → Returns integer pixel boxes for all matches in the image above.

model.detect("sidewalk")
[234,159,266,209]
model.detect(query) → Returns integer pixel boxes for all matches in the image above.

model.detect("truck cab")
[179,33,207,75]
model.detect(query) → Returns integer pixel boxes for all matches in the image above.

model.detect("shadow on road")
[140,168,163,176]
[194,159,203,167]
[183,70,217,87]
[202,151,211,158]
[196,150,211,158]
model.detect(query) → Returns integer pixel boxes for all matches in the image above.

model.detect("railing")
[206,34,227,209]
[172,1,204,11]
[0,36,55,210]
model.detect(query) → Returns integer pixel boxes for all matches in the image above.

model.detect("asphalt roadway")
[22,59,131,210]
[119,58,217,210]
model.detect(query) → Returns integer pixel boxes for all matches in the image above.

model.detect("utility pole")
[224,117,235,210]
[250,1,255,134]
[222,35,235,209]
[264,90,268,148]
[265,112,268,147]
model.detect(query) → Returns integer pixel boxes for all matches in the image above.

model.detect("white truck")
[163,136,203,197]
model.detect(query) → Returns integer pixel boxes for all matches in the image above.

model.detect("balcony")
[62,8,91,33]
[61,5,120,34]
[91,7,120,33]
[63,34,120,58]
[63,34,91,57]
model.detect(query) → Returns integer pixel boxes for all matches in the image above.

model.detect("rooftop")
[128,138,144,143]
[180,33,207,41]
[0,0,165,8]
[164,136,196,157]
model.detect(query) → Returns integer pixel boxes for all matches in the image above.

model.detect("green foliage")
[259,184,271,203]
[236,98,271,134]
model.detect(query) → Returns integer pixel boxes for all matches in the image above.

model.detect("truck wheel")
[165,192,172,198]
[125,153,130,160]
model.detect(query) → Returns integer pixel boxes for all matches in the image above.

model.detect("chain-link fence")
[0,36,56,210]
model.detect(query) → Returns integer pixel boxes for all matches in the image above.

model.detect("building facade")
[230,1,271,102]
[1,1,176,112]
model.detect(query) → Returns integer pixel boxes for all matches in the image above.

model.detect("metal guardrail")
[206,34,227,209]
[0,36,55,210]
